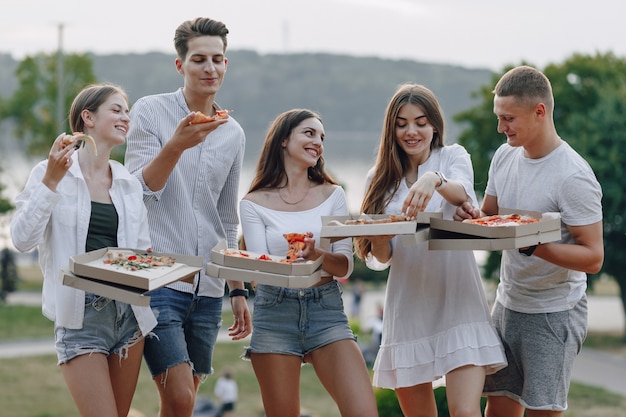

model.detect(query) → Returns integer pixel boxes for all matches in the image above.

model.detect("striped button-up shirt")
[125,88,245,297]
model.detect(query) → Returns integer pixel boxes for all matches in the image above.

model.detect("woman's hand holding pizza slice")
[283,232,314,262]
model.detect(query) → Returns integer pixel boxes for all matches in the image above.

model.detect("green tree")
[455,53,626,339]
[3,52,96,156]
[0,175,12,215]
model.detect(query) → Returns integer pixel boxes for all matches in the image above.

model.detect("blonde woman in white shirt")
[11,83,156,417]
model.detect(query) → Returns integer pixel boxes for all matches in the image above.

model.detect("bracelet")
[434,171,448,190]
[229,288,249,299]
[518,245,538,256]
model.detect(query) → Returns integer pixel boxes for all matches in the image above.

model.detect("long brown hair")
[354,84,445,259]
[248,109,337,193]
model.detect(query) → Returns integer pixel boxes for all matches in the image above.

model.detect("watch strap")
[518,245,538,256]
[229,288,249,299]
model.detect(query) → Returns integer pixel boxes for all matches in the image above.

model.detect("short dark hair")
[494,65,554,112]
[174,17,229,60]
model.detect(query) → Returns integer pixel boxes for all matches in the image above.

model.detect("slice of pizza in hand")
[61,132,98,155]
[283,232,312,262]
[189,109,232,124]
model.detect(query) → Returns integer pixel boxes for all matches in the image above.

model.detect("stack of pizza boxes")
[320,212,442,246]
[428,208,562,251]
[207,240,324,288]
[62,248,203,306]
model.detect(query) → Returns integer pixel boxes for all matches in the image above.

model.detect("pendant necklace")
[278,185,310,205]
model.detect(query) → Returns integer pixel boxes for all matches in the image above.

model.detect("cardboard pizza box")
[210,240,323,276]
[428,209,562,250]
[320,212,442,243]
[69,247,202,291]
[206,262,322,289]
[62,270,151,306]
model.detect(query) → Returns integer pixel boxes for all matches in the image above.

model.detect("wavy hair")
[354,83,445,259]
[248,109,337,193]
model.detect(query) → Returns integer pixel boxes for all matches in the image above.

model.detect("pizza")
[221,249,291,263]
[462,213,540,227]
[103,250,176,271]
[343,214,408,225]
[61,132,97,155]
[189,109,231,124]
[283,232,312,262]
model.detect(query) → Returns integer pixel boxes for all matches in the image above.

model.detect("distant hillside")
[1,50,494,160]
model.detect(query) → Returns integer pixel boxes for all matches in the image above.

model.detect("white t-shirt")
[214,376,238,403]
[485,141,602,313]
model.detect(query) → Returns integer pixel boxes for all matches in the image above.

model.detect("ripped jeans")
[55,293,142,365]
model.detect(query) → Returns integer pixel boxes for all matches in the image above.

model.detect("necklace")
[278,185,310,205]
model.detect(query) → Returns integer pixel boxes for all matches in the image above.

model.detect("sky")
[1,0,625,71]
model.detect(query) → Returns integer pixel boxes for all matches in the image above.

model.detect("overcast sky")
[1,0,625,71]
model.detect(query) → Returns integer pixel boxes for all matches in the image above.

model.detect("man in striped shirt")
[125,17,251,417]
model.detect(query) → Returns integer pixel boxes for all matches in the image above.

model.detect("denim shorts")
[484,295,587,411]
[55,293,142,365]
[246,280,355,359]
[143,287,222,380]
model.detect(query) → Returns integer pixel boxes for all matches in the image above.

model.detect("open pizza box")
[206,262,322,289]
[428,209,562,251]
[67,247,203,291]
[62,269,152,307]
[320,212,442,244]
[207,240,323,288]
[209,240,324,276]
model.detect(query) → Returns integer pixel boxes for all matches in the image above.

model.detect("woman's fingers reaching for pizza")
[453,201,478,222]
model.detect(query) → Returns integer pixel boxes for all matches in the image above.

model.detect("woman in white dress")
[354,84,507,417]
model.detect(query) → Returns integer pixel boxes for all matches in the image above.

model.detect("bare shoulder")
[318,183,342,198]
[242,188,275,206]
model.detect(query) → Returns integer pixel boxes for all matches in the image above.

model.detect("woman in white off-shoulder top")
[239,109,378,417]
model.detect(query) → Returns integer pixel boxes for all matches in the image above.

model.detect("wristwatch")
[518,245,538,256]
[434,171,448,190]
[229,288,249,299]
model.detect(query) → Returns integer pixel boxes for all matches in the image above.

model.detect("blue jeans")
[246,280,355,359]
[143,287,222,380]
[55,293,141,364]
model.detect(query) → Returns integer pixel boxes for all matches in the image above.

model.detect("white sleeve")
[239,199,269,253]
[328,187,354,279]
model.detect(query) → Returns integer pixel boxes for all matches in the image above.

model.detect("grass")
[0,340,342,417]
[3,265,626,416]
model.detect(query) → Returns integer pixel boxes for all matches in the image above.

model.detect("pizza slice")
[462,213,539,227]
[283,232,312,262]
[61,132,98,155]
[189,109,232,124]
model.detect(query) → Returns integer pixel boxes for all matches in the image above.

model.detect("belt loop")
[314,286,320,303]
[277,287,285,303]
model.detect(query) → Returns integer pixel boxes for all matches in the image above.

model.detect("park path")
[2,290,625,397]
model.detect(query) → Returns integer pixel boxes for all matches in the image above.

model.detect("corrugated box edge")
[206,262,322,289]
[210,240,323,276]
[62,270,151,306]
[69,247,201,290]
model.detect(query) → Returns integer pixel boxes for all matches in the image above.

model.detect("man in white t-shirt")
[455,65,604,417]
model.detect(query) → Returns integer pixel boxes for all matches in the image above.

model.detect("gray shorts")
[484,295,587,411]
